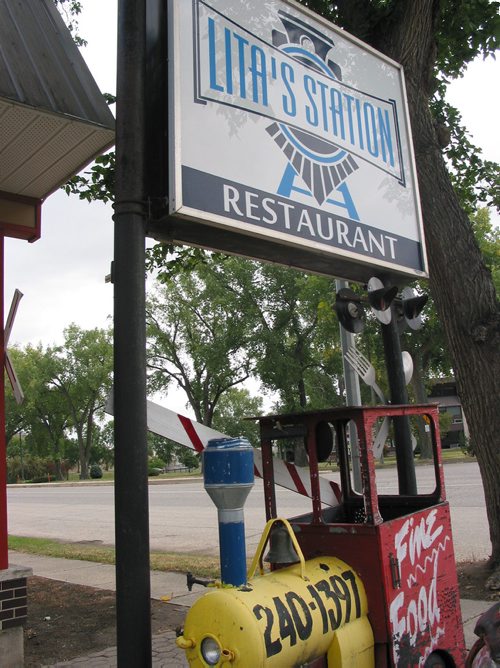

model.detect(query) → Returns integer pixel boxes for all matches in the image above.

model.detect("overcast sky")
[5,1,499,371]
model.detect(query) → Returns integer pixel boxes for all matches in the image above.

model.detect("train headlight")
[201,636,222,665]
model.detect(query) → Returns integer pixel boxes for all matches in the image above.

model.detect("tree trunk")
[413,99,500,568]
[298,377,307,409]
[370,1,500,569]
[77,425,88,480]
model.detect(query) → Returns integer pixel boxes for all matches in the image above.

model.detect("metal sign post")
[113,0,151,664]
[381,304,417,495]
[335,279,362,491]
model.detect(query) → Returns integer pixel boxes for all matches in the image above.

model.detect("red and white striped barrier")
[4,289,24,404]
[107,397,340,507]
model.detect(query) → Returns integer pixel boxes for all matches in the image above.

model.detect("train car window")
[373,413,439,508]
[343,419,364,496]
[411,414,438,494]
[372,415,399,495]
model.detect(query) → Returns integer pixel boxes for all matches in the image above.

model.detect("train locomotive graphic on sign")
[168,0,428,282]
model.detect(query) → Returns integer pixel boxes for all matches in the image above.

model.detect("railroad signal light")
[401,287,428,330]
[334,288,365,334]
[367,277,398,324]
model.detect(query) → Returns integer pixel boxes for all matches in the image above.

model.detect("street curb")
[7,476,203,489]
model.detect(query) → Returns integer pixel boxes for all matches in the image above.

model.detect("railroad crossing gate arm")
[105,395,339,507]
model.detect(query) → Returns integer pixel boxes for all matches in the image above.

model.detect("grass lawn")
[9,535,219,578]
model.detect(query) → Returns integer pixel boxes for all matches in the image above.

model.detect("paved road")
[7,461,489,562]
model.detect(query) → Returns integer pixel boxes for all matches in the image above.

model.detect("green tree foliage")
[6,327,113,480]
[211,388,263,446]
[147,432,177,467]
[251,265,343,411]
[90,422,114,470]
[47,325,113,479]
[5,347,28,445]
[146,256,256,426]
[471,208,500,295]
[147,253,345,421]
[177,449,199,471]
[6,346,71,479]
[65,152,115,203]
[54,0,86,46]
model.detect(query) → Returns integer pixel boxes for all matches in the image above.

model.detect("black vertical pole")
[113,0,152,665]
[145,0,168,201]
[381,305,417,495]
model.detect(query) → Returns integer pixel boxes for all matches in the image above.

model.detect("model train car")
[177,405,467,667]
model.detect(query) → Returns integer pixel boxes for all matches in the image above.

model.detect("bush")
[459,433,475,457]
[7,455,53,483]
[148,457,165,471]
[178,450,199,470]
[89,464,103,479]
[148,467,163,477]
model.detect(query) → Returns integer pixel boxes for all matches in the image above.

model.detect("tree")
[471,208,500,295]
[178,448,199,471]
[90,422,114,470]
[147,432,177,467]
[303,0,500,582]
[252,264,344,411]
[5,347,28,446]
[148,253,346,418]
[146,257,257,426]
[6,346,72,479]
[211,388,264,447]
[46,325,113,479]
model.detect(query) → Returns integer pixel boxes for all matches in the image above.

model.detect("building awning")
[0,0,115,240]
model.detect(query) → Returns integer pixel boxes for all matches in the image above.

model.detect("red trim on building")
[0,237,8,569]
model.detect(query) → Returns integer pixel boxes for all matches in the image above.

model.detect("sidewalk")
[9,551,492,667]
[10,551,201,667]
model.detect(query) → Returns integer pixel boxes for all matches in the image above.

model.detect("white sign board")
[167,0,428,282]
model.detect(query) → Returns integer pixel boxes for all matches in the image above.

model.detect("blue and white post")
[203,437,254,587]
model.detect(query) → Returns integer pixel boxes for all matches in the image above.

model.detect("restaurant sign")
[167,0,428,281]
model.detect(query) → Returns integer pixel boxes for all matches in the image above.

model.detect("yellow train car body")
[177,556,374,667]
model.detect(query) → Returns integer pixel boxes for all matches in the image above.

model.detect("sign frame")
[161,0,428,283]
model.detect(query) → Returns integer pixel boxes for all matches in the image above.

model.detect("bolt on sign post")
[153,0,428,286]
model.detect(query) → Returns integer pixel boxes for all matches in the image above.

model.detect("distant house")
[428,378,469,448]
[165,456,188,473]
